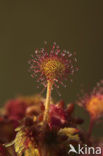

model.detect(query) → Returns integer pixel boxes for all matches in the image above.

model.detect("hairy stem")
[88,118,95,138]
[43,80,53,124]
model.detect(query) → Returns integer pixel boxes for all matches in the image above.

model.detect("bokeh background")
[0,0,103,136]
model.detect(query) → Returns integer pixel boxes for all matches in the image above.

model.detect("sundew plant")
[0,42,103,156]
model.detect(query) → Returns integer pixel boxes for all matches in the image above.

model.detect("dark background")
[0,0,103,136]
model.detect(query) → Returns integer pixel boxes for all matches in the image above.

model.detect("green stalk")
[43,80,52,124]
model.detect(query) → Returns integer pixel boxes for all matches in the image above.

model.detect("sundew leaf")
[14,130,26,154]
[25,149,40,156]
[58,127,80,141]
[15,125,24,132]
[4,140,15,147]
[24,143,40,156]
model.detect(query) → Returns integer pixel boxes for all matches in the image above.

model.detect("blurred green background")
[0,0,103,135]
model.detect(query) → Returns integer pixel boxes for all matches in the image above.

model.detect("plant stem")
[43,80,53,124]
[88,118,95,138]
